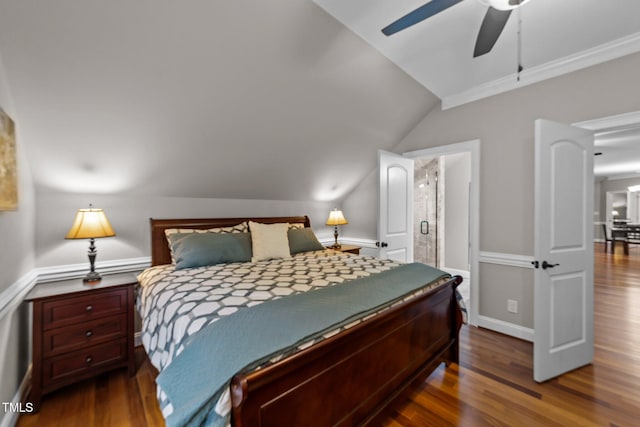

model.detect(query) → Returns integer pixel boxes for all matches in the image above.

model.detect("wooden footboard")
[230,275,463,427]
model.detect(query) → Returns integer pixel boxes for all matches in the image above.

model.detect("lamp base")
[83,271,102,284]
[328,243,342,249]
[83,238,102,284]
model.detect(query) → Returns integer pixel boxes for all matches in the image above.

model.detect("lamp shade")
[65,207,116,239]
[326,209,348,226]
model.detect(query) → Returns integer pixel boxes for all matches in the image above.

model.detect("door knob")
[542,261,559,269]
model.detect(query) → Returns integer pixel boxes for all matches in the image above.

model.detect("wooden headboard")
[149,216,311,266]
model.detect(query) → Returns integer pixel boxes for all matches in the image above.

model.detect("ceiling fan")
[381,0,531,57]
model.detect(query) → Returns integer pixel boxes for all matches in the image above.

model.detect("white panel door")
[534,119,594,382]
[378,150,413,262]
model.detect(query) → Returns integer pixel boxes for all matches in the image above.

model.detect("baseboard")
[476,315,534,342]
[0,365,32,427]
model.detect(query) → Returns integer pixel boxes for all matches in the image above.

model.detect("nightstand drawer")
[42,314,128,357]
[43,338,128,385]
[42,288,128,330]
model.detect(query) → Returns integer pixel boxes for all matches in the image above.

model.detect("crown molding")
[442,32,640,110]
[574,110,640,133]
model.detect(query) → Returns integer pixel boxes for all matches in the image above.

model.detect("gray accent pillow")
[168,232,252,270]
[288,228,324,254]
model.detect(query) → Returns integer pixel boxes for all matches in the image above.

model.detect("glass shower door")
[414,158,439,267]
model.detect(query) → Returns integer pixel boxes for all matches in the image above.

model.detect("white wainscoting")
[478,251,535,341]
[0,271,37,427]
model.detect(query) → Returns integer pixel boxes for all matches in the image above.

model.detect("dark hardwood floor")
[17,243,640,426]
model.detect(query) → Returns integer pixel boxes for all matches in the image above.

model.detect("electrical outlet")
[507,299,518,314]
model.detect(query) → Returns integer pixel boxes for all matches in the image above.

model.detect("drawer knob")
[85,330,93,337]
[86,356,93,364]
[85,305,93,312]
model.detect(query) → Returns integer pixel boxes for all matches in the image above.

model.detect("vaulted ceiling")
[0,0,437,201]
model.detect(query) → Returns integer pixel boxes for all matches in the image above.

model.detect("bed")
[137,216,463,427]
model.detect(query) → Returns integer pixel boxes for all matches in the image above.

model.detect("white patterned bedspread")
[136,250,450,421]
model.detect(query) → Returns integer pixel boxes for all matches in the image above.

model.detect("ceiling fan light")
[487,0,531,11]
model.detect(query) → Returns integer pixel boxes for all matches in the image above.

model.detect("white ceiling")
[594,126,640,181]
[314,0,640,108]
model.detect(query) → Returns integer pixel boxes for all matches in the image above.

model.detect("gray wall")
[341,52,640,328]
[35,191,340,268]
[0,52,35,424]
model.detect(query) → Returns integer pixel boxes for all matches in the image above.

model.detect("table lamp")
[65,204,116,283]
[326,209,348,249]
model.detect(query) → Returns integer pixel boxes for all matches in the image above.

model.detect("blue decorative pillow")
[168,232,252,270]
[288,228,324,254]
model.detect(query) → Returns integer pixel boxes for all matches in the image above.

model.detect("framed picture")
[0,107,17,210]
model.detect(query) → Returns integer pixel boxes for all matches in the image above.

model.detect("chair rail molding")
[0,270,38,320]
[479,251,536,269]
[36,257,151,283]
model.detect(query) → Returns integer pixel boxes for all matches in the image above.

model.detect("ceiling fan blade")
[473,7,512,57]
[382,0,465,36]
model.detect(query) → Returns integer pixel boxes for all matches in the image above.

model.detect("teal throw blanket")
[157,262,450,427]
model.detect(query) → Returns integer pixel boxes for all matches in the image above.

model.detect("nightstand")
[25,272,137,412]
[328,244,361,255]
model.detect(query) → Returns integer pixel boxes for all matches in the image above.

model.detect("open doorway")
[404,140,480,326]
[576,111,640,253]
[412,153,471,308]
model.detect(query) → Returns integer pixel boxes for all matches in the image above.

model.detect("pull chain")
[517,6,523,81]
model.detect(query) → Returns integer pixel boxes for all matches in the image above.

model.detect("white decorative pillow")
[248,221,291,262]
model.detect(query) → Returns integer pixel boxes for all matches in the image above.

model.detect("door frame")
[404,139,480,326]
